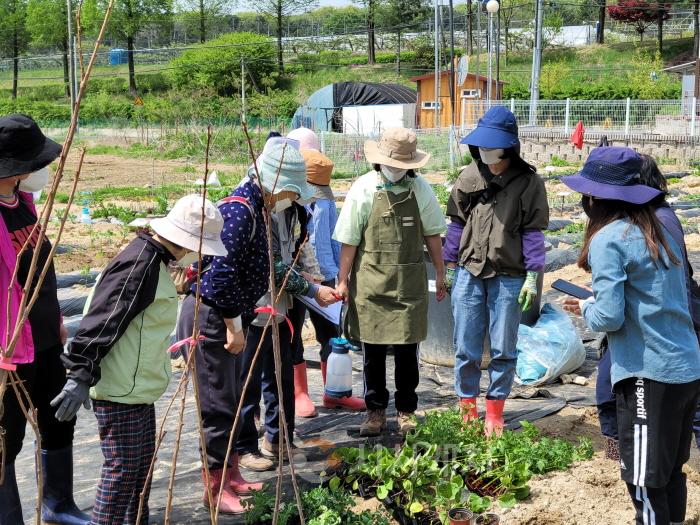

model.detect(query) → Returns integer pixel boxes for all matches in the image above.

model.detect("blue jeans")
[452,267,524,400]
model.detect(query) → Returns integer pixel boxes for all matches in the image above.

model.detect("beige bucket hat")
[150,194,227,257]
[364,127,431,170]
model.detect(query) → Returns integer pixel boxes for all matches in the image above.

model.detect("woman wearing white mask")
[334,127,447,437]
[0,114,90,525]
[443,107,549,437]
[58,195,226,525]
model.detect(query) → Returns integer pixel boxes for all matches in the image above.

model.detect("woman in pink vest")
[0,114,90,525]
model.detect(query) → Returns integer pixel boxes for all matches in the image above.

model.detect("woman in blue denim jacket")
[563,147,700,525]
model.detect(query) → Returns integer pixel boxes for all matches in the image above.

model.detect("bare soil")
[503,407,700,525]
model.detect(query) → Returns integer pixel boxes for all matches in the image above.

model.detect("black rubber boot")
[41,447,91,525]
[0,462,24,525]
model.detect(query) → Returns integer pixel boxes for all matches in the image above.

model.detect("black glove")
[50,378,91,422]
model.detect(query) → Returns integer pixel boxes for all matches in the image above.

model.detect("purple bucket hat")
[562,147,662,205]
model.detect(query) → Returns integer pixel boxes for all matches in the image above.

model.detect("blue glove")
[50,379,91,422]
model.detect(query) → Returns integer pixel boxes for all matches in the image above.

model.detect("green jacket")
[64,233,178,405]
[446,162,549,278]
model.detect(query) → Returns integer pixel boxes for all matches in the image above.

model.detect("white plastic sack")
[515,303,586,386]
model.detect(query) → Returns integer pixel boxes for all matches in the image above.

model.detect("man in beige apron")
[334,128,447,437]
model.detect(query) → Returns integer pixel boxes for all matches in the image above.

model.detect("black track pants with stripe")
[616,377,700,525]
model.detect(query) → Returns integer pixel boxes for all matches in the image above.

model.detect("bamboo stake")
[164,378,188,524]
[135,126,216,525]
[1,0,114,370]
[8,372,42,525]
[242,126,306,525]
[0,150,83,486]
[134,349,195,523]
[188,126,218,525]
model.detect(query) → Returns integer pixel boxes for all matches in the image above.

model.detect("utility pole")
[434,0,441,129]
[695,4,700,123]
[529,0,544,126]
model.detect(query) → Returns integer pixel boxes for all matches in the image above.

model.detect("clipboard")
[297,295,342,325]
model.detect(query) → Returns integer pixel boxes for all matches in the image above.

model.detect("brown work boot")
[359,409,386,437]
[238,451,274,472]
[397,412,418,436]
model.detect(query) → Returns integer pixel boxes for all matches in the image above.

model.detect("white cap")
[150,194,227,257]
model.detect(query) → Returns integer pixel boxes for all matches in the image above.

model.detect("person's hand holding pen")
[316,285,340,307]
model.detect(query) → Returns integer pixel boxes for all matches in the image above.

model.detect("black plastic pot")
[422,255,543,367]
[475,513,500,525]
[448,507,475,525]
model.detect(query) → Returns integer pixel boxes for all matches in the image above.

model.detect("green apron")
[346,178,428,345]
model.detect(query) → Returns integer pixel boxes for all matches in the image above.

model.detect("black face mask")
[581,195,592,217]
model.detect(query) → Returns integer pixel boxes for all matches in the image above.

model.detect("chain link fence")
[459,99,692,137]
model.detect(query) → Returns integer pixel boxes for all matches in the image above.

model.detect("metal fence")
[319,128,464,177]
[459,99,693,137]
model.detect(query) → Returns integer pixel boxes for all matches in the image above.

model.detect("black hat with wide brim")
[0,114,62,179]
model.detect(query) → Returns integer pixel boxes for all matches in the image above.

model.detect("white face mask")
[380,165,408,183]
[176,251,199,269]
[272,198,293,214]
[478,148,506,165]
[19,167,50,193]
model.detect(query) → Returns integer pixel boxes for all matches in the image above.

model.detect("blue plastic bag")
[516,303,586,386]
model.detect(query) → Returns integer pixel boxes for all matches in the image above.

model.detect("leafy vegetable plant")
[329,409,593,524]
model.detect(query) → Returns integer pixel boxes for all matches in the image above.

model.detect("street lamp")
[486,0,499,108]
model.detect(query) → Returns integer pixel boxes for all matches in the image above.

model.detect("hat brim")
[460,125,519,149]
[562,174,663,205]
[150,217,228,257]
[364,140,431,169]
[0,136,62,179]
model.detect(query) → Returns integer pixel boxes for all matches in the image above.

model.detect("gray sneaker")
[359,409,387,437]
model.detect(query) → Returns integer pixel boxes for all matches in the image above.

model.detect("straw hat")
[364,128,430,170]
[150,195,227,256]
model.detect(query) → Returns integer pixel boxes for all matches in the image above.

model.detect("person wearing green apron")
[334,128,447,437]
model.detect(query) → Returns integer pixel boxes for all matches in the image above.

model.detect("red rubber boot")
[484,399,506,437]
[321,361,366,411]
[294,362,317,418]
[228,453,263,495]
[460,397,478,422]
[202,469,245,514]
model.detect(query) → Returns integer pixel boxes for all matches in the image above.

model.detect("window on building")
[421,101,441,109]
[461,89,481,99]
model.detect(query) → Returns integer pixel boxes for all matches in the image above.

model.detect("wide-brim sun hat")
[259,142,314,201]
[0,114,62,179]
[562,147,662,205]
[461,106,520,149]
[150,194,227,257]
[364,127,430,170]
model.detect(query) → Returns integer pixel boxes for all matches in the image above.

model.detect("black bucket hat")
[0,114,62,179]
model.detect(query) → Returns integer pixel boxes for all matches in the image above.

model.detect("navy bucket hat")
[461,106,520,149]
[562,147,662,205]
